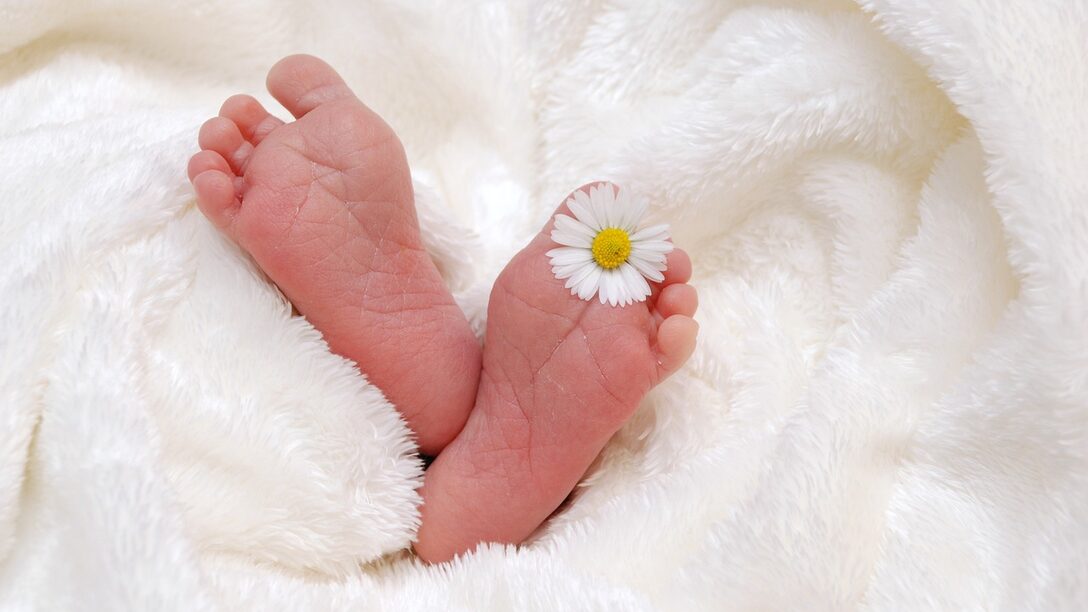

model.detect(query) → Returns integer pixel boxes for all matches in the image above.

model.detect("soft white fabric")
[2,0,1086,609]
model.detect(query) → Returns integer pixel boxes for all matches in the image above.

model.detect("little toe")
[266,54,355,118]
[192,169,240,229]
[649,248,692,304]
[661,249,692,286]
[656,314,699,377]
[656,283,699,319]
[219,94,283,144]
[198,117,253,174]
[187,150,231,182]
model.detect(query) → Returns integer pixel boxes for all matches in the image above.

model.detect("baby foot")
[187,55,480,454]
[414,184,699,562]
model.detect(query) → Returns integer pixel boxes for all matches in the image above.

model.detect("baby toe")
[656,283,698,319]
[187,150,231,182]
[661,249,692,286]
[656,314,699,378]
[219,94,283,144]
[198,116,254,174]
[192,170,240,229]
[266,54,355,118]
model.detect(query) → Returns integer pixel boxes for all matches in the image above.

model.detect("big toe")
[266,54,356,118]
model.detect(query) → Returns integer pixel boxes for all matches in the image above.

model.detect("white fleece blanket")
[2,0,1086,609]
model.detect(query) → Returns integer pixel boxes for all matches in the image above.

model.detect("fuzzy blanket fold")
[2,0,1086,609]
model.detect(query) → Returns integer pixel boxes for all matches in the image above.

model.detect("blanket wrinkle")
[1,0,1086,609]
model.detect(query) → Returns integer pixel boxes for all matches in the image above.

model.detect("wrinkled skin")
[414,190,698,562]
[189,56,699,564]
[190,57,480,455]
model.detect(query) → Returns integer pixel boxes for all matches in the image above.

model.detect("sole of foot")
[414,183,698,563]
[187,55,481,455]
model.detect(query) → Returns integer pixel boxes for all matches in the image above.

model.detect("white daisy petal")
[621,274,634,305]
[635,255,668,271]
[566,272,583,296]
[549,185,673,306]
[566,265,584,296]
[632,239,674,254]
[554,214,597,240]
[628,254,666,282]
[590,185,613,229]
[583,186,600,223]
[617,187,635,229]
[629,248,667,266]
[629,223,669,242]
[547,246,594,266]
[605,269,621,306]
[553,262,590,278]
[565,261,598,290]
[597,268,611,305]
[612,271,625,307]
[581,266,603,300]
[570,191,602,231]
[624,196,649,233]
[620,262,652,300]
[551,229,593,248]
[605,188,621,230]
[611,269,628,307]
[616,272,633,306]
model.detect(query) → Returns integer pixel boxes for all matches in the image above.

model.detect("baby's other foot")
[187,55,480,454]
[415,184,698,562]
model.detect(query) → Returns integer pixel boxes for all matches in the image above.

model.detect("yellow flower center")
[591,227,632,270]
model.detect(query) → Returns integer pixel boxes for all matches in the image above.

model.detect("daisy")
[547,184,672,307]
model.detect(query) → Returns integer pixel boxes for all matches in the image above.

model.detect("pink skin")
[187,55,480,455]
[414,184,698,563]
[189,56,700,562]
